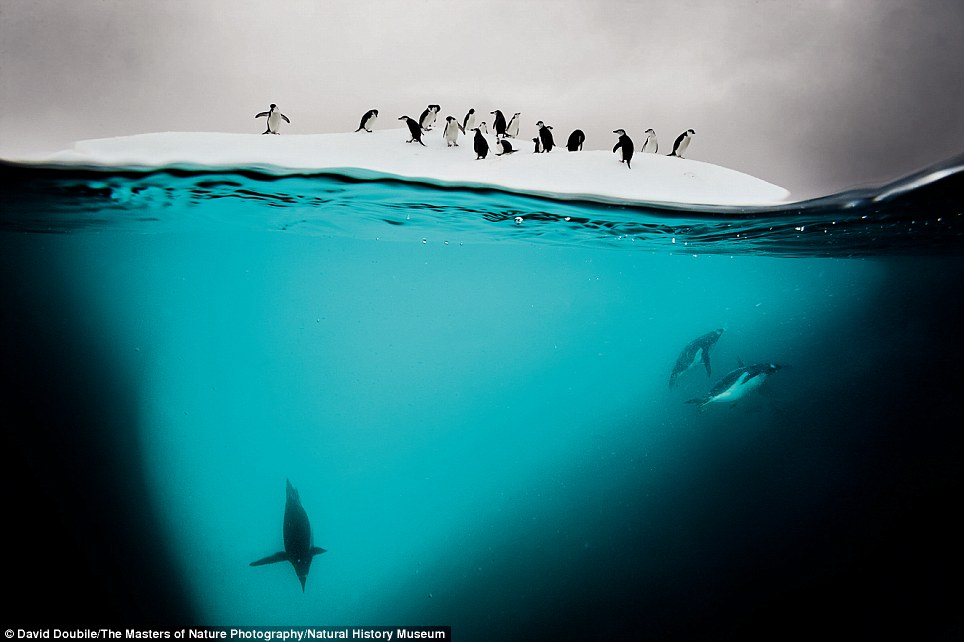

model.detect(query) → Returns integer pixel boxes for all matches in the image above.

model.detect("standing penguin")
[461,108,477,134]
[532,137,543,153]
[496,139,515,155]
[399,116,427,146]
[613,129,635,168]
[354,109,378,133]
[255,104,291,134]
[640,129,658,153]
[566,129,585,151]
[669,129,695,158]
[490,110,507,138]
[472,128,489,159]
[442,116,460,147]
[536,121,555,152]
[505,112,521,138]
[420,105,441,130]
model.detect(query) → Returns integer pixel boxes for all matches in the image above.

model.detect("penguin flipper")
[310,547,328,557]
[250,551,289,566]
[702,351,712,377]
[255,112,269,119]
[281,114,291,124]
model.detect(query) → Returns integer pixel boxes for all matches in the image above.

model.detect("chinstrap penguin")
[505,112,521,138]
[686,362,784,412]
[354,109,378,133]
[420,105,441,130]
[535,121,555,152]
[461,108,476,134]
[669,129,695,157]
[669,329,724,388]
[442,116,460,146]
[612,129,634,168]
[491,110,507,138]
[255,104,291,134]
[640,129,658,153]
[250,479,327,591]
[566,129,585,151]
[496,139,515,155]
[399,116,427,146]
[472,128,489,159]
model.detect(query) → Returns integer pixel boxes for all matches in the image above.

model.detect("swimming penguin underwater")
[669,328,724,388]
[472,127,489,159]
[399,116,427,146]
[354,109,378,132]
[612,129,634,168]
[686,362,784,412]
[255,104,291,134]
[669,129,696,158]
[250,479,327,591]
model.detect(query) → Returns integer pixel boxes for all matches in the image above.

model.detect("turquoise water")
[2,159,963,639]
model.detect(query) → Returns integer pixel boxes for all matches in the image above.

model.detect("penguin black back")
[473,128,489,159]
[566,129,585,152]
[399,116,426,146]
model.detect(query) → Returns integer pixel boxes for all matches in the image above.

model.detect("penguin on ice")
[354,109,378,133]
[505,112,521,138]
[495,139,515,155]
[612,129,634,168]
[566,129,585,151]
[420,105,441,130]
[669,129,695,157]
[491,110,507,138]
[640,129,658,153]
[472,127,489,159]
[668,328,724,388]
[442,116,460,147]
[686,362,784,412]
[461,108,476,134]
[532,136,543,153]
[535,121,555,152]
[255,104,290,134]
[250,479,327,591]
[398,116,426,146]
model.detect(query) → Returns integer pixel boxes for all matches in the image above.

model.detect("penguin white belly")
[676,137,691,157]
[687,348,703,372]
[366,114,377,130]
[711,373,764,404]
[267,112,282,132]
[464,115,476,131]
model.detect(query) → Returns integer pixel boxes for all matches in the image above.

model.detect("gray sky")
[1,0,962,197]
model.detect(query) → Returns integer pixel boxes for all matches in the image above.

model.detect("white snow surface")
[36,128,790,206]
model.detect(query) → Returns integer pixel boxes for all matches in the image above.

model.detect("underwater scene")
[2,158,963,640]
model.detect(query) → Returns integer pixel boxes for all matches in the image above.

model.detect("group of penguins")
[255,103,696,168]
[669,328,785,412]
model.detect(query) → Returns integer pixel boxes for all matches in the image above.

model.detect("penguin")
[612,129,634,168]
[686,363,784,412]
[398,116,426,146]
[668,329,724,388]
[472,128,489,159]
[532,136,544,153]
[640,129,658,153]
[490,110,507,138]
[254,104,290,134]
[505,112,521,138]
[566,129,585,151]
[536,121,555,152]
[354,109,378,133]
[477,121,489,134]
[461,108,476,134]
[442,116,460,147]
[250,479,327,592]
[419,104,441,130]
[669,129,695,157]
[496,139,515,155]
